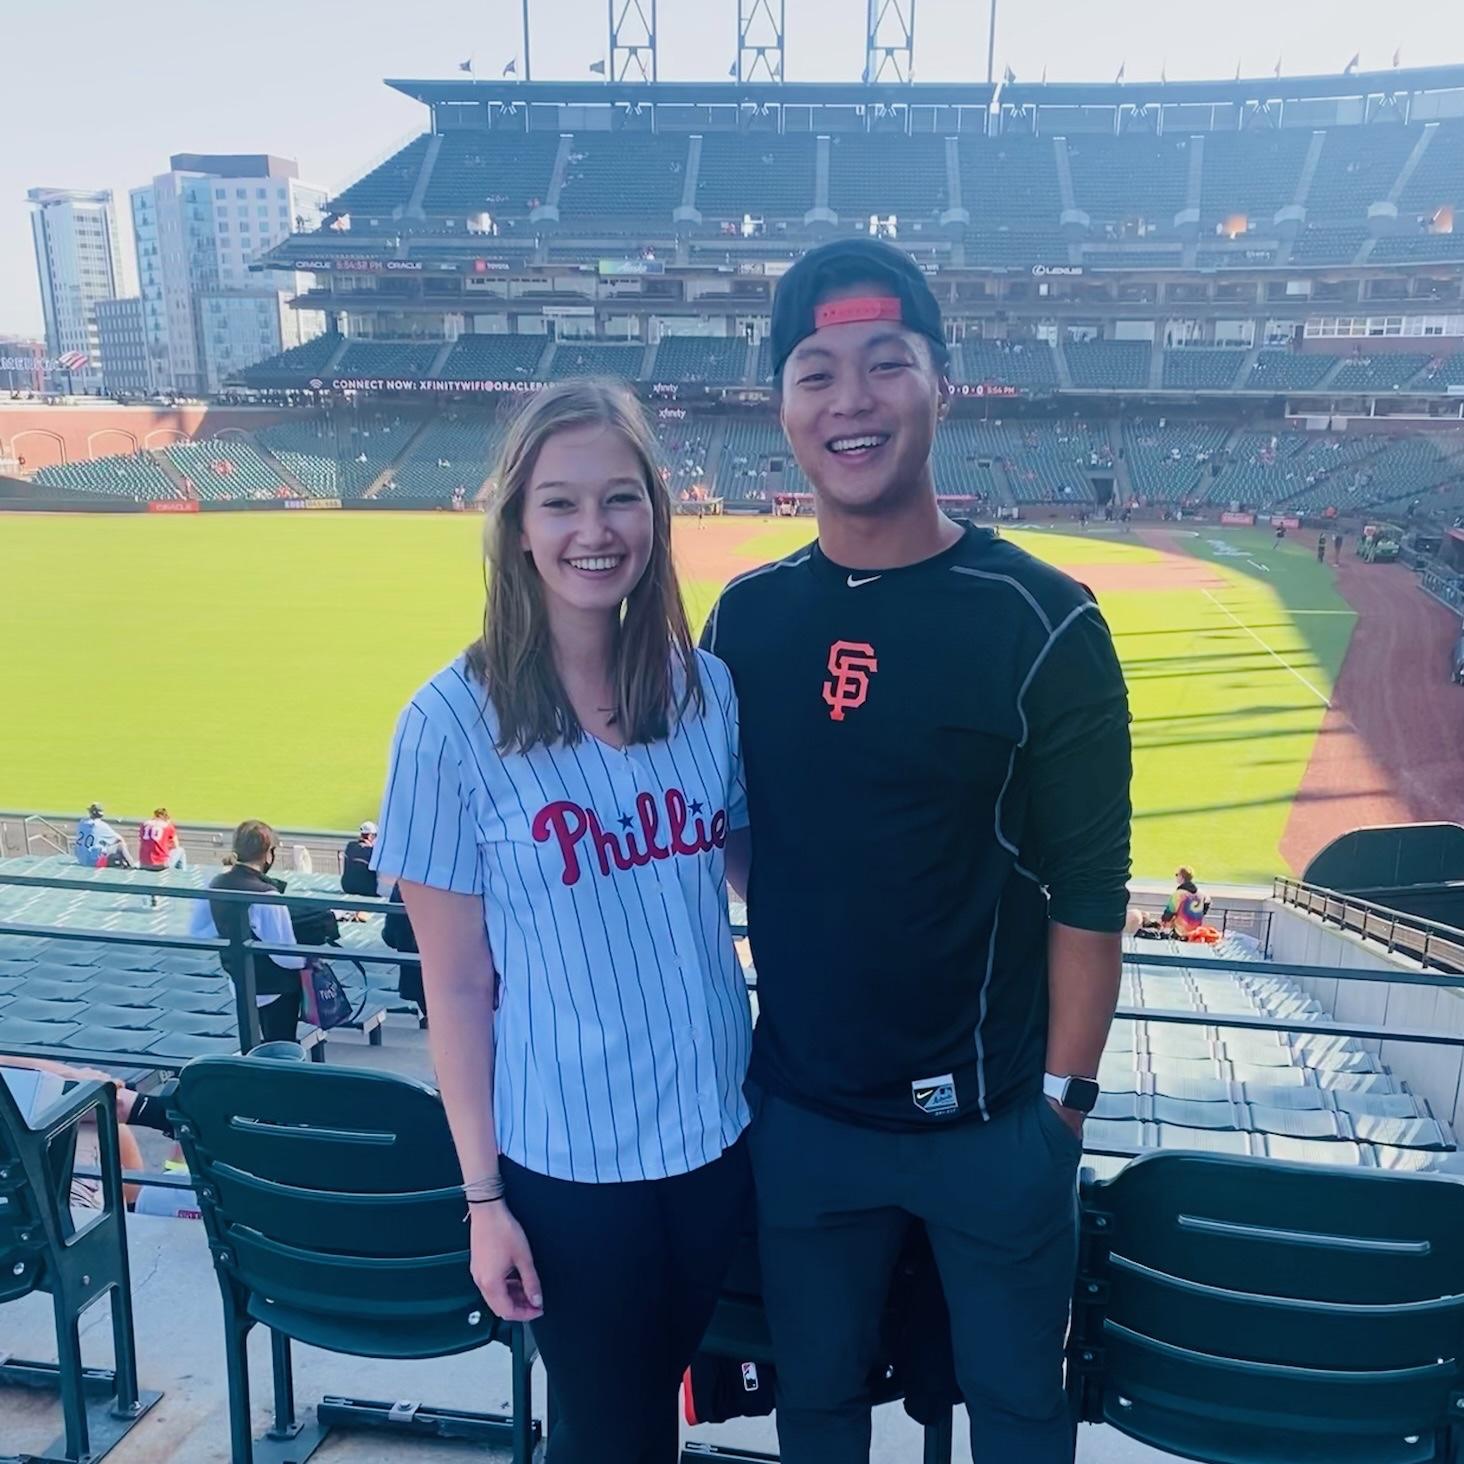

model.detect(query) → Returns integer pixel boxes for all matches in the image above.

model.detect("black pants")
[257,987,301,1043]
[749,1091,1081,1464]
[501,1139,751,1464]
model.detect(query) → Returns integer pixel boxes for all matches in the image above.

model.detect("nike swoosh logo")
[847,574,882,588]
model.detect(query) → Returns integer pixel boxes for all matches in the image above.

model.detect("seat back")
[172,1055,502,1359]
[1072,1152,1464,1464]
[0,1076,51,1305]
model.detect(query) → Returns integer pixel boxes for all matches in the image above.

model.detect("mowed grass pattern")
[0,514,1353,880]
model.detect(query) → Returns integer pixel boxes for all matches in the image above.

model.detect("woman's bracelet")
[463,1173,506,1204]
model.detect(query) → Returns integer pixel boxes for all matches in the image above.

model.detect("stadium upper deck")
[237,65,1464,407]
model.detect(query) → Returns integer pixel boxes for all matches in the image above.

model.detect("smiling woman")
[465,377,702,753]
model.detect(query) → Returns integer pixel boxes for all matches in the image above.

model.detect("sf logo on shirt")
[822,640,878,721]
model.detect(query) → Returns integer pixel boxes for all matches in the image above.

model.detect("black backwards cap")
[769,237,947,382]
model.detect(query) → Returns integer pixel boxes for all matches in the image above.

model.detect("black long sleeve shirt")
[702,523,1132,1130]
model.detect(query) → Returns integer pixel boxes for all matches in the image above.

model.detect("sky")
[6,0,1464,337]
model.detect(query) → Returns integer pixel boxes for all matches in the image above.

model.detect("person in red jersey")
[139,806,185,908]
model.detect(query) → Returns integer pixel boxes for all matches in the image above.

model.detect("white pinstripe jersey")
[371,652,752,1184]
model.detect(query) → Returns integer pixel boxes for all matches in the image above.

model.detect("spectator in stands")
[380,880,425,1022]
[1174,864,1212,915]
[340,820,379,898]
[73,803,131,868]
[138,805,185,909]
[188,821,307,1043]
[371,379,751,1462]
[705,238,1131,1463]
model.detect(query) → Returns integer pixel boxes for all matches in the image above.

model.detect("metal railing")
[5,870,1464,1185]
[1273,875,1464,973]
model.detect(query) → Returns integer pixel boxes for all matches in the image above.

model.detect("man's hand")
[1046,1095,1085,1141]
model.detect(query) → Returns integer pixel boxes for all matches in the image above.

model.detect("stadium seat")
[558,133,689,219]
[0,1069,161,1461]
[170,1055,543,1463]
[1069,1151,1464,1463]
[546,341,645,381]
[331,135,432,217]
[652,336,750,386]
[1066,341,1151,390]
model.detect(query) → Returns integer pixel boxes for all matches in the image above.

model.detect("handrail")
[1272,875,1464,974]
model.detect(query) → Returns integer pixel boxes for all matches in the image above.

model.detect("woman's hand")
[469,1203,544,1321]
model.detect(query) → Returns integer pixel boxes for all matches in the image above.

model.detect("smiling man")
[703,238,1133,1463]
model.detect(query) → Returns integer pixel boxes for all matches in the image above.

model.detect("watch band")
[1042,1072,1099,1113]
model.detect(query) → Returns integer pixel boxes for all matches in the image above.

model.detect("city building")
[95,297,154,396]
[130,154,326,394]
[26,187,125,392]
[0,337,46,395]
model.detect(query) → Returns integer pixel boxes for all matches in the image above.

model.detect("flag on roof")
[589,59,606,75]
[458,57,473,73]
[1344,52,1360,74]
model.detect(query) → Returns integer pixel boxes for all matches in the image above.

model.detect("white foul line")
[1202,588,1333,708]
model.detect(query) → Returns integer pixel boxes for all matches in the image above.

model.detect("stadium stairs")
[250,439,311,498]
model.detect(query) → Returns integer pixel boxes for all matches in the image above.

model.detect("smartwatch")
[1043,1072,1100,1115]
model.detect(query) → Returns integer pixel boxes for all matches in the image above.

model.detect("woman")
[372,380,752,1463]
[187,821,307,1042]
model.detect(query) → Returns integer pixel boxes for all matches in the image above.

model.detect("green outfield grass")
[0,513,1354,882]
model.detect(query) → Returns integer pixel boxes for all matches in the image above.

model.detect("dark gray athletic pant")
[748,1089,1081,1463]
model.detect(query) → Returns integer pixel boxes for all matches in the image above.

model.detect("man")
[704,238,1132,1463]
[341,821,379,898]
[73,803,131,868]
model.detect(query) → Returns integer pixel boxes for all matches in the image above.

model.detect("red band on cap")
[812,295,903,330]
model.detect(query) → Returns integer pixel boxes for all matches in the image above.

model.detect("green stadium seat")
[61,1026,166,1056]
[5,997,91,1024]
[0,1069,161,1461]
[1069,1152,1464,1463]
[0,1017,82,1047]
[142,1032,240,1062]
[147,1009,237,1037]
[170,1055,544,1463]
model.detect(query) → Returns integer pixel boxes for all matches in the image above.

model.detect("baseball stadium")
[7,12,1464,1462]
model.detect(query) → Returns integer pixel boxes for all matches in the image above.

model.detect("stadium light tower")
[737,0,784,84]
[865,0,915,84]
[609,0,657,82]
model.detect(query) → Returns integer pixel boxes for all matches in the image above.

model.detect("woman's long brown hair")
[465,379,702,754]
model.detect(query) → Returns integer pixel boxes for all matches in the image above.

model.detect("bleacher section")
[929,418,1001,501]
[330,135,431,216]
[381,415,501,501]
[1204,429,1380,507]
[32,453,176,501]
[827,134,948,219]
[656,413,715,497]
[238,332,342,386]
[1198,130,1312,228]
[717,417,808,501]
[1399,120,1464,216]
[1066,340,1151,390]
[1067,135,1191,225]
[1245,350,1334,391]
[421,129,560,216]
[974,418,1110,504]
[547,341,645,380]
[252,417,354,497]
[1307,126,1418,215]
[558,133,688,220]
[1413,352,1464,390]
[1306,434,1464,514]
[1096,937,1457,1175]
[1123,421,1229,502]
[1370,232,1464,263]
[438,333,546,381]
[956,339,1058,389]
[1161,348,1245,390]
[1290,225,1368,265]
[696,133,817,219]
[652,336,750,385]
[335,341,443,379]
[160,440,285,501]
[1328,354,1430,393]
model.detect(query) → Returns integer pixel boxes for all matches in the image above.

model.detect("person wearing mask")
[371,380,752,1463]
[74,803,132,868]
[188,821,306,1043]
[702,238,1131,1464]
[341,821,379,898]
